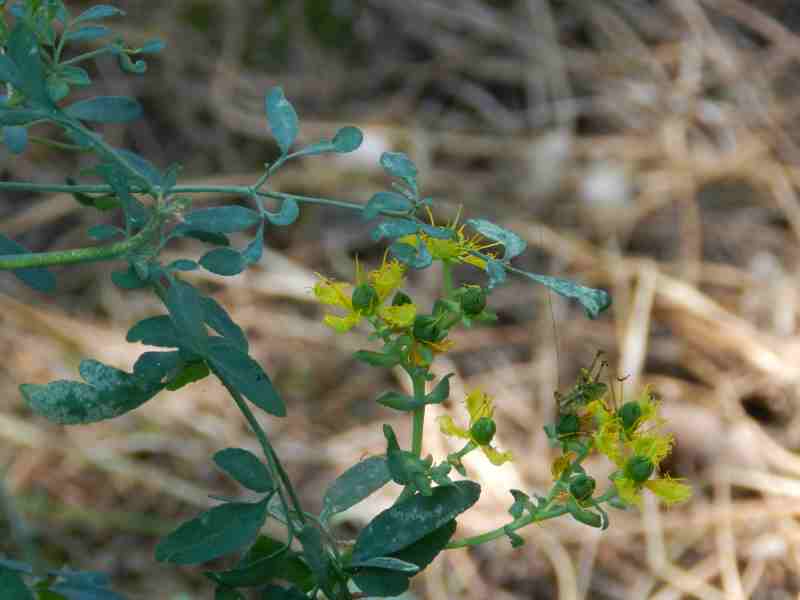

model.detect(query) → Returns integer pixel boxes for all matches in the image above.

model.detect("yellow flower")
[588,390,691,507]
[438,388,512,466]
[313,256,410,333]
[398,206,498,270]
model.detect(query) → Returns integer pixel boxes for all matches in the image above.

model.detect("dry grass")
[3,0,800,598]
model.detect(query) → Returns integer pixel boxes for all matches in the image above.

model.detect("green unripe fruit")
[413,315,444,343]
[460,286,487,316]
[556,413,580,437]
[625,455,654,483]
[569,474,596,501]
[619,401,642,431]
[470,417,496,445]
[352,283,379,314]
[392,291,413,306]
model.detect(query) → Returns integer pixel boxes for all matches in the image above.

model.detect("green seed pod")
[461,286,487,316]
[556,413,580,437]
[352,283,379,314]
[618,401,642,431]
[569,474,596,501]
[625,455,654,483]
[413,315,444,343]
[470,417,497,445]
[392,291,413,306]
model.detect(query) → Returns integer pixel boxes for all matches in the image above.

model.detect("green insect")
[554,351,609,417]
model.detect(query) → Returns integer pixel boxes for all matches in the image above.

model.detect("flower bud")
[413,315,444,342]
[460,286,487,316]
[392,291,413,306]
[470,417,496,445]
[352,283,379,314]
[556,413,580,437]
[569,474,596,501]
[618,401,642,431]
[625,455,654,483]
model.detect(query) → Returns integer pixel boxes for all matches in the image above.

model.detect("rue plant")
[0,2,689,599]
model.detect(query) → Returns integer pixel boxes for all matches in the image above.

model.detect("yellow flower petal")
[313,278,352,309]
[397,234,420,248]
[629,432,673,466]
[481,444,513,466]
[465,388,494,422]
[378,303,417,328]
[615,477,643,507]
[594,419,624,467]
[551,452,575,479]
[438,415,470,440]
[645,476,692,505]
[369,258,406,300]
[323,312,361,333]
[462,254,487,270]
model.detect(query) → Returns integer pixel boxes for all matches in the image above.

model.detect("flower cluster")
[586,389,691,506]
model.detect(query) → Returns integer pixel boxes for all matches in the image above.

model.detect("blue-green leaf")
[167,259,198,272]
[21,359,164,425]
[200,248,245,276]
[380,151,417,182]
[97,166,148,229]
[362,192,413,221]
[0,232,56,292]
[321,456,391,521]
[202,296,248,353]
[63,25,110,42]
[486,258,506,290]
[296,525,334,595]
[165,359,209,391]
[113,149,162,187]
[64,96,142,123]
[165,281,209,354]
[207,339,285,417]
[331,126,362,153]
[263,198,298,226]
[126,315,180,348]
[214,586,244,600]
[155,499,268,565]
[426,373,453,404]
[73,5,125,24]
[213,448,273,493]
[7,23,51,106]
[183,206,261,234]
[259,586,307,600]
[0,567,33,600]
[133,351,181,384]
[210,535,312,590]
[370,218,418,241]
[139,39,165,54]
[175,230,230,247]
[352,480,480,561]
[418,223,455,239]
[349,557,419,573]
[390,240,432,269]
[241,224,264,266]
[466,218,526,261]
[87,224,122,241]
[51,572,127,600]
[351,569,408,598]
[0,53,21,87]
[375,390,417,412]
[110,265,147,290]
[3,125,27,154]
[265,87,298,155]
[0,109,46,126]
[59,66,91,86]
[516,270,612,319]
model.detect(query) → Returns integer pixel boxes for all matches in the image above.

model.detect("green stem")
[445,506,569,549]
[0,214,160,270]
[410,374,427,457]
[60,46,115,66]
[442,261,454,296]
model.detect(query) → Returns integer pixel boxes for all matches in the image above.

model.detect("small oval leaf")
[213,448,273,493]
[265,87,298,155]
[332,126,363,153]
[200,248,246,276]
[322,456,391,520]
[64,96,142,123]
